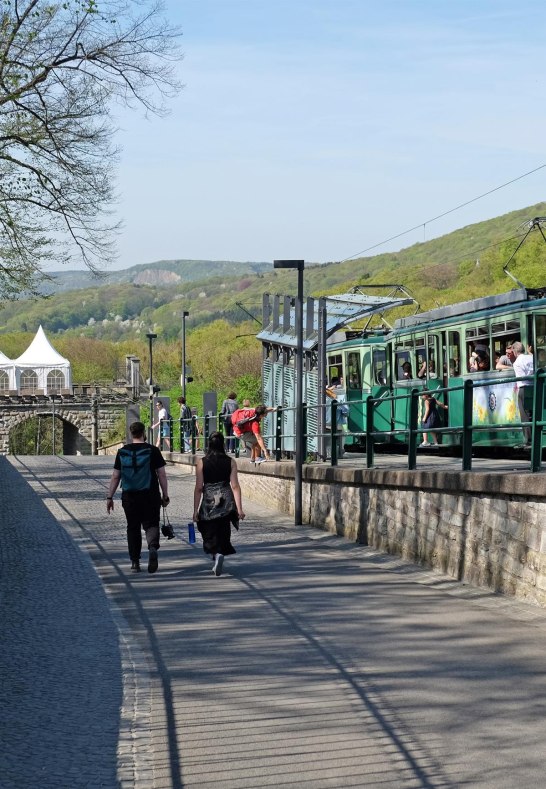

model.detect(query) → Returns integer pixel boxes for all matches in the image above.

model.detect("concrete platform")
[2,454,546,788]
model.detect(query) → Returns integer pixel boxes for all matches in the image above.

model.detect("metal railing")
[154,369,546,472]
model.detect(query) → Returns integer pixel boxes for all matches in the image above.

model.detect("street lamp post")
[146,332,157,443]
[273,259,304,525]
[51,394,56,455]
[181,311,189,399]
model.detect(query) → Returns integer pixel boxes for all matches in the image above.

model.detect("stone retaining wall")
[166,453,546,609]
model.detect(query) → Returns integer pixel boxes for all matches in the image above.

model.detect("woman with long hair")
[193,431,245,576]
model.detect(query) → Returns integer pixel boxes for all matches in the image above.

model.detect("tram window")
[346,352,362,389]
[448,331,461,376]
[416,348,427,377]
[427,339,438,379]
[466,326,490,372]
[373,348,388,385]
[396,351,412,380]
[327,355,343,385]
[507,320,520,332]
[535,315,546,367]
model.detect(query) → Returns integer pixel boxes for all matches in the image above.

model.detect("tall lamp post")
[181,311,189,399]
[273,259,304,525]
[146,332,157,443]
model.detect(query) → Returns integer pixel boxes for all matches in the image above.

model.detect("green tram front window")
[373,348,388,385]
[346,351,362,390]
[327,354,343,385]
[448,331,461,376]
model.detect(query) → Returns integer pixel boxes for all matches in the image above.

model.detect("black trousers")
[517,387,533,444]
[122,492,161,561]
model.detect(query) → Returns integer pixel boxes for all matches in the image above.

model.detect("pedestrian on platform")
[512,340,534,447]
[178,395,192,452]
[152,399,171,451]
[193,431,245,576]
[220,391,239,452]
[106,421,169,574]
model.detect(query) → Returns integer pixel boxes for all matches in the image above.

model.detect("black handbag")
[161,506,175,540]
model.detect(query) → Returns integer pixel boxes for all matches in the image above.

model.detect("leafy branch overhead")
[0,0,183,296]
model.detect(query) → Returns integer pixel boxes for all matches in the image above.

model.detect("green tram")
[327,286,546,450]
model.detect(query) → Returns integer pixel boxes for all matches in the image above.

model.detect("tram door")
[345,344,391,448]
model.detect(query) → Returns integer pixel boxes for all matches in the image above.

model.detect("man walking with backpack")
[106,421,170,574]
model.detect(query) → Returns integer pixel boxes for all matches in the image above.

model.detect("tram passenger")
[469,349,489,372]
[325,386,349,458]
[401,361,413,379]
[418,360,436,379]
[420,392,448,447]
[475,350,490,372]
[512,341,534,447]
[448,358,459,376]
[495,350,513,371]
[537,348,546,368]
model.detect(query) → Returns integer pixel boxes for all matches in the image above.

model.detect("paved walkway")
[3,455,546,788]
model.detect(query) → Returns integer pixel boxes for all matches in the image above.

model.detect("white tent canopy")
[0,325,72,394]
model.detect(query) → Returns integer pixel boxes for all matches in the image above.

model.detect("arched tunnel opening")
[9,415,90,455]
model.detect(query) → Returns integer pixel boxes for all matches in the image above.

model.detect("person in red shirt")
[231,404,274,464]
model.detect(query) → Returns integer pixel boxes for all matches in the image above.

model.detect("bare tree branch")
[0,0,183,297]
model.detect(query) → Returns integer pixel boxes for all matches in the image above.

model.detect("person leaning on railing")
[232,404,275,465]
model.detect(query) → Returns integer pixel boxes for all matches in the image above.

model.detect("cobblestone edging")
[168,454,546,609]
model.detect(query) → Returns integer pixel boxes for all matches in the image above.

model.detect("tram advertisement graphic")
[472,381,518,425]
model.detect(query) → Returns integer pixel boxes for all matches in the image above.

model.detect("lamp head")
[274,259,305,271]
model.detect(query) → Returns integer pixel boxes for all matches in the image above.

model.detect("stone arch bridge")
[0,386,140,455]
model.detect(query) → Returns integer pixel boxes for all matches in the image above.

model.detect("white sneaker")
[254,457,266,465]
[213,554,224,576]
[419,442,431,447]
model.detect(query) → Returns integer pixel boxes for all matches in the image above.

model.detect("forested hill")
[39,258,271,294]
[2,201,546,341]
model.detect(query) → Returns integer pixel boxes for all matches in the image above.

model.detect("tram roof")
[257,292,414,351]
[393,287,546,330]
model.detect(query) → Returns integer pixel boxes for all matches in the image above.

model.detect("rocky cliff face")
[133,269,182,286]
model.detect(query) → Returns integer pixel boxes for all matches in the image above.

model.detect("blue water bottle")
[188,522,196,544]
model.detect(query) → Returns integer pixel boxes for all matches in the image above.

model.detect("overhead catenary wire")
[338,163,546,264]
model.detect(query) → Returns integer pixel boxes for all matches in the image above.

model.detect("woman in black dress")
[193,431,245,576]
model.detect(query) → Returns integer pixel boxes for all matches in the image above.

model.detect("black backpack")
[119,445,153,492]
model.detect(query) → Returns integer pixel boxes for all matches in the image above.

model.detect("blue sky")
[102,0,546,270]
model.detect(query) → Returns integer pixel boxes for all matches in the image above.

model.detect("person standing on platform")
[178,396,192,452]
[220,391,239,452]
[106,421,169,574]
[193,431,245,577]
[512,341,534,447]
[152,399,171,451]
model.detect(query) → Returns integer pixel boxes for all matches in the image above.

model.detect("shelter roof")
[257,292,414,351]
[13,325,70,366]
